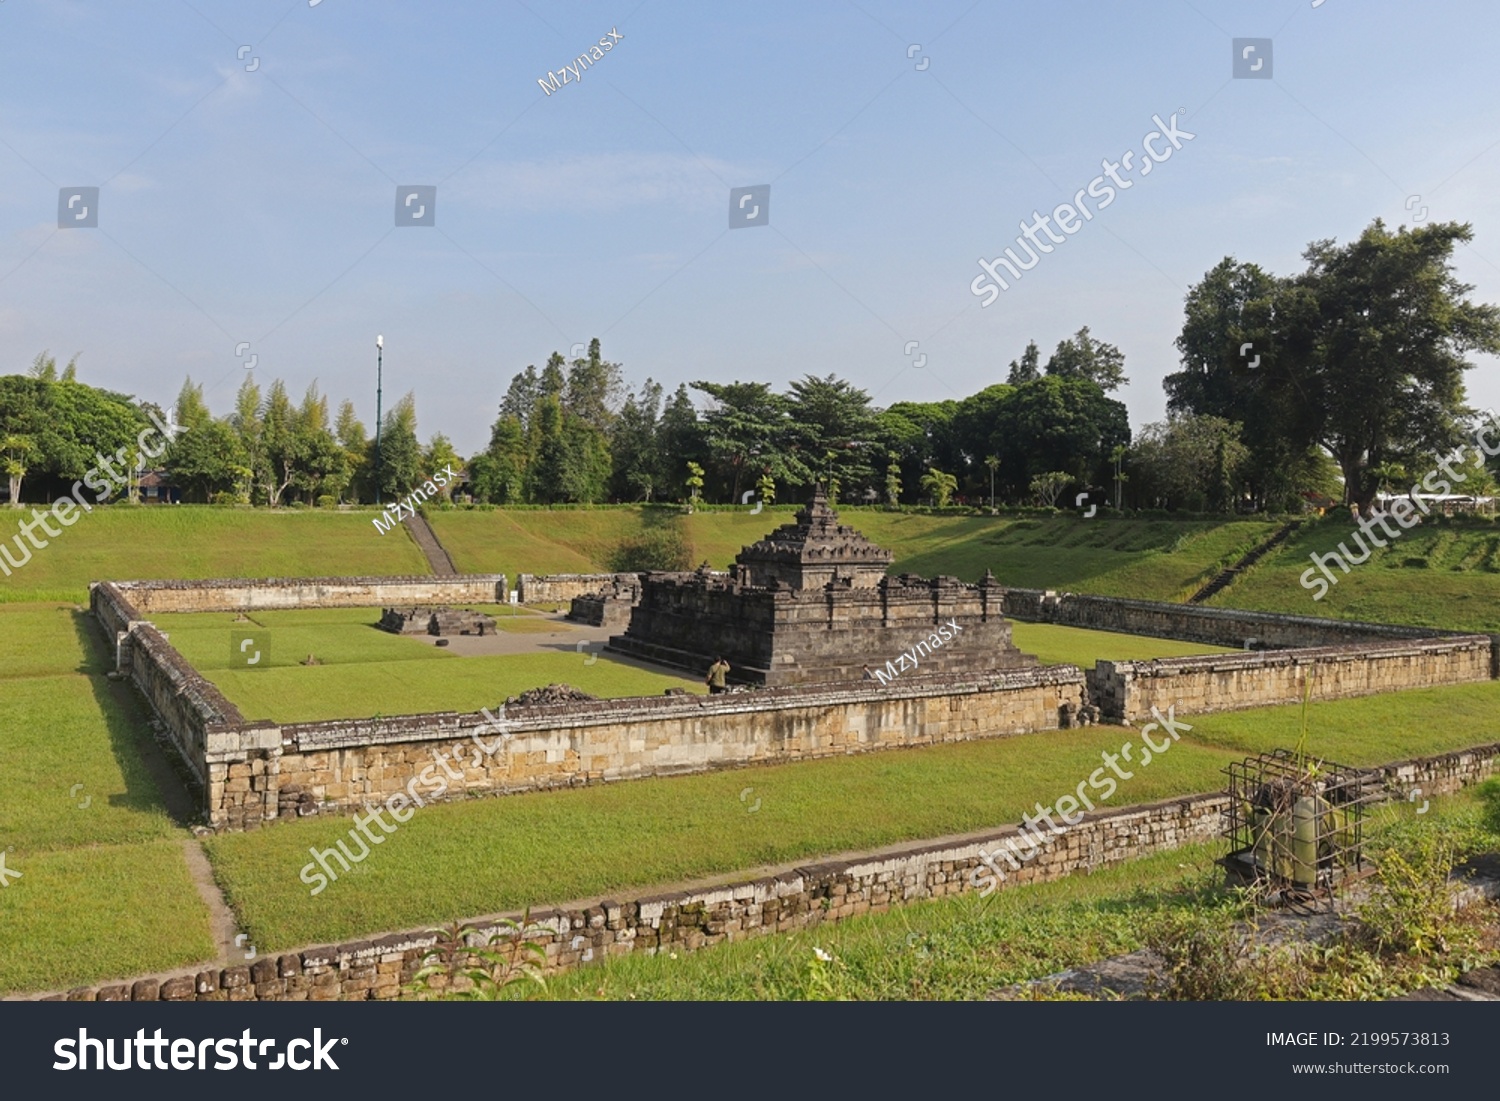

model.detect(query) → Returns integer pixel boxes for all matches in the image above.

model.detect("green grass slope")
[1210,515,1500,632]
[0,507,431,603]
[430,507,1281,602]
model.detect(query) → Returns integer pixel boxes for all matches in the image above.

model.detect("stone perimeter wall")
[1093,635,1496,724]
[107,574,509,614]
[31,742,1499,1002]
[271,667,1086,818]
[517,572,641,604]
[1001,587,1447,649]
[89,575,1500,829]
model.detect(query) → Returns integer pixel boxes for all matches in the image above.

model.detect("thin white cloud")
[451,152,745,213]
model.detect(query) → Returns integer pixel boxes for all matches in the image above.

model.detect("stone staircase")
[403,511,457,576]
[1188,520,1302,604]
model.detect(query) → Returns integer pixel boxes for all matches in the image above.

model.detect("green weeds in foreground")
[518,788,1500,1001]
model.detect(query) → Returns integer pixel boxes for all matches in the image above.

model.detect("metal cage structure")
[1221,749,1384,893]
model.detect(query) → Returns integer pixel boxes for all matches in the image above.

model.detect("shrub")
[1357,829,1478,961]
[607,522,694,572]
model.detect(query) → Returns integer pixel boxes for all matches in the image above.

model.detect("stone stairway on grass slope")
[1188,520,1303,605]
[403,511,457,577]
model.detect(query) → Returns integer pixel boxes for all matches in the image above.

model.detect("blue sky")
[1,0,1497,454]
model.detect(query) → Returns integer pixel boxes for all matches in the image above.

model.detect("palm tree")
[920,467,958,507]
[1,434,34,508]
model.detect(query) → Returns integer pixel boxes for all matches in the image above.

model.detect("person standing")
[706,656,731,694]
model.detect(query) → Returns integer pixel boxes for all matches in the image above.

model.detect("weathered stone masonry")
[91,575,1500,830]
[1001,587,1451,649]
[107,573,508,615]
[30,742,1498,1002]
[1091,635,1495,724]
[274,666,1086,818]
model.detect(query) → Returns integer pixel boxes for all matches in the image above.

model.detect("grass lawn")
[0,603,106,679]
[530,788,1498,1001]
[153,609,1231,722]
[1211,515,1500,633]
[1009,622,1235,667]
[0,603,213,996]
[0,507,431,604]
[202,679,1500,951]
[147,606,701,722]
[428,508,1282,601]
[207,652,703,723]
[0,840,216,995]
[0,669,180,852]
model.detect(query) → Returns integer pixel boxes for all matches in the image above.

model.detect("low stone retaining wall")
[517,572,641,605]
[1091,635,1495,723]
[105,575,508,615]
[32,741,1498,1002]
[1002,588,1445,649]
[272,666,1087,821]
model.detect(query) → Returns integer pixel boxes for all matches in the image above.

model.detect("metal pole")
[374,335,384,505]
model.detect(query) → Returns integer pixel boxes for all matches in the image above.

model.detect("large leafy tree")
[876,400,959,504]
[1168,223,1500,512]
[230,378,266,504]
[692,380,795,503]
[1006,340,1041,385]
[990,376,1129,494]
[559,416,611,502]
[375,392,422,501]
[334,400,369,503]
[785,374,879,501]
[1165,258,1323,511]
[564,338,622,432]
[609,379,664,501]
[289,383,347,505]
[259,380,303,507]
[655,384,703,501]
[167,420,246,502]
[1044,326,1128,392]
[1130,414,1250,512]
[1296,220,1500,510]
[166,378,243,502]
[0,373,146,502]
[499,365,541,428]
[470,415,528,504]
[421,434,462,501]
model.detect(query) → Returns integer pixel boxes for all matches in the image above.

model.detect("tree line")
[3,219,1497,513]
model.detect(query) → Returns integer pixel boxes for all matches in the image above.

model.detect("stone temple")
[608,487,1037,686]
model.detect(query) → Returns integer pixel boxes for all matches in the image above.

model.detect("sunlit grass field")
[1209,514,1500,632]
[203,678,1500,952]
[145,610,1233,723]
[1008,622,1236,667]
[150,605,702,722]
[428,508,1281,603]
[0,603,212,995]
[0,507,430,604]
